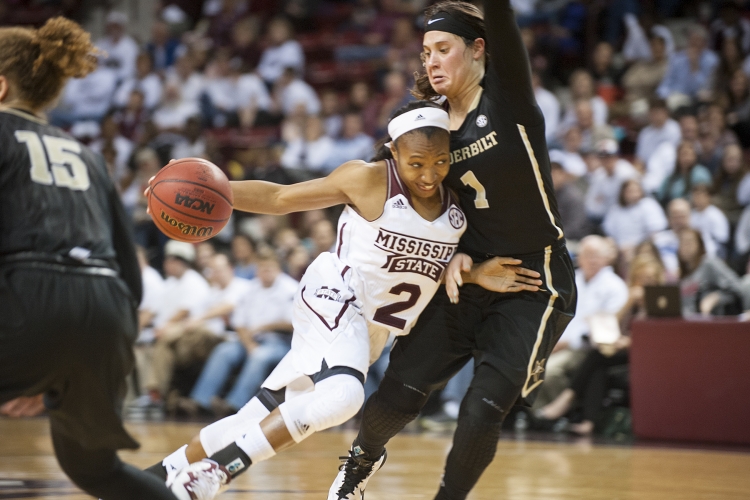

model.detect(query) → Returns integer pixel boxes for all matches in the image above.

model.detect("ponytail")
[0,17,98,109]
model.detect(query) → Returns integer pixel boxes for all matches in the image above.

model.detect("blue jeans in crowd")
[190,333,291,411]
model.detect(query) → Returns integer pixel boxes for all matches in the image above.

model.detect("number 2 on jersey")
[15,131,91,191]
[460,170,489,209]
[373,283,421,330]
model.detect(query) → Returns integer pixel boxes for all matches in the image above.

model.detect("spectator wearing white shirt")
[735,204,750,262]
[584,139,639,223]
[565,99,615,152]
[171,117,207,160]
[534,235,629,407]
[533,71,560,143]
[641,141,677,195]
[281,114,336,172]
[635,98,682,164]
[561,69,609,129]
[186,250,298,414]
[164,52,206,106]
[324,110,376,170]
[50,64,118,127]
[549,127,587,177]
[193,254,252,336]
[273,67,321,118]
[691,184,730,257]
[236,71,272,128]
[96,11,140,83]
[113,52,164,110]
[130,246,166,405]
[201,50,242,127]
[153,83,201,132]
[603,178,668,254]
[89,112,133,183]
[550,160,592,241]
[653,198,718,279]
[257,16,305,84]
[144,241,211,405]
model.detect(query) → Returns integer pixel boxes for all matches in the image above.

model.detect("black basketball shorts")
[385,241,577,406]
[0,265,140,450]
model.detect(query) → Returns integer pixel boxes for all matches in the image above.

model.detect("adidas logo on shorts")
[392,199,407,209]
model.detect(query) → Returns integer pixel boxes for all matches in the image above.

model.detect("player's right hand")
[0,395,45,418]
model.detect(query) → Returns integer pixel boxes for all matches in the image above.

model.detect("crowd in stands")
[7,0,750,433]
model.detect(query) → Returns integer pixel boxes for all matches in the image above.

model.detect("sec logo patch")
[476,114,488,127]
[449,207,465,229]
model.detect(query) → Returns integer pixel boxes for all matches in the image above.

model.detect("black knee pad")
[377,373,431,414]
[460,364,523,424]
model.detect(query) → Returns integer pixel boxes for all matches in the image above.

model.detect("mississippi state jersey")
[0,108,142,301]
[335,159,466,336]
[442,0,565,258]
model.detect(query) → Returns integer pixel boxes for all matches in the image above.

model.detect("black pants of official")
[0,265,177,500]
[353,243,577,500]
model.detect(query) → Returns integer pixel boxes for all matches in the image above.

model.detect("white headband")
[387,107,450,144]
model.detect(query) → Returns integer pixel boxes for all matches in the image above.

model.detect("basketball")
[148,158,233,243]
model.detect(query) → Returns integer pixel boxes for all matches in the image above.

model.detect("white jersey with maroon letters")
[261,159,466,385]
[335,159,466,336]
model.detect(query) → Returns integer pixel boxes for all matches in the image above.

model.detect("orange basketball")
[148,158,233,243]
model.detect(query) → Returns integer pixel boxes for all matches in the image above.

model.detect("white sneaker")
[167,459,231,500]
[327,448,387,500]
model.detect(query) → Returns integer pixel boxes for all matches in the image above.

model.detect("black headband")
[424,10,482,41]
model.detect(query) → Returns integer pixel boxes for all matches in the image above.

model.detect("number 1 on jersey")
[460,170,489,209]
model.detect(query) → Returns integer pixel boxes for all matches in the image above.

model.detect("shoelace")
[336,452,374,498]
[185,467,227,499]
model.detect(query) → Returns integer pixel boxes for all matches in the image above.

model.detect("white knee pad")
[199,397,270,456]
[279,374,365,443]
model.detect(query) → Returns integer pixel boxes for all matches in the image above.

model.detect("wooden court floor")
[1,418,750,499]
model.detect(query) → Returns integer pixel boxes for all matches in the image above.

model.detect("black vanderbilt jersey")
[443,0,565,258]
[0,108,142,301]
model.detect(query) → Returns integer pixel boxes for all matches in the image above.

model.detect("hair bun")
[32,17,97,78]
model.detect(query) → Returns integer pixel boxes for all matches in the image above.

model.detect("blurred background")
[4,0,750,438]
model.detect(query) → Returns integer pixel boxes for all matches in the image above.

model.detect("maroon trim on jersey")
[440,185,451,214]
[300,285,356,331]
[388,159,452,216]
[340,265,350,278]
[387,159,411,203]
[336,222,347,257]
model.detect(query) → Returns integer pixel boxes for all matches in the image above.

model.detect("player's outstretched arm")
[229,160,382,216]
[445,253,542,303]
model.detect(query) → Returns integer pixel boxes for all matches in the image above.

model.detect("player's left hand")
[0,395,45,418]
[445,254,542,303]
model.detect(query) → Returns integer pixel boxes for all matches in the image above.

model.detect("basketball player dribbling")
[144,101,543,499]
[329,2,578,499]
[0,18,179,500]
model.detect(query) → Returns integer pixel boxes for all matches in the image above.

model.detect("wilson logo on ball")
[174,193,216,214]
[160,210,214,238]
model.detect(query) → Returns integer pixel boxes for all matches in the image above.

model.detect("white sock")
[236,423,276,464]
[162,444,189,479]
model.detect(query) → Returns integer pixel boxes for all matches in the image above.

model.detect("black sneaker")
[327,447,387,499]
